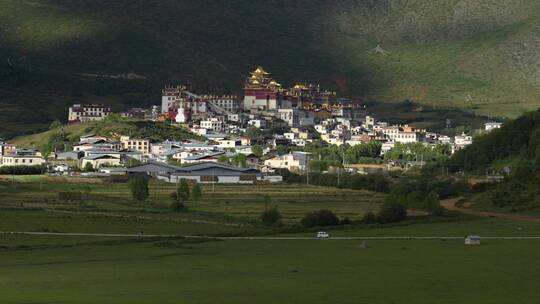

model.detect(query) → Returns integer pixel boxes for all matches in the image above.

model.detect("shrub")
[128,176,149,202]
[49,119,62,130]
[316,209,340,226]
[191,183,202,202]
[423,191,444,216]
[340,217,352,225]
[300,212,319,228]
[58,191,82,202]
[83,162,94,172]
[260,207,282,225]
[377,201,407,223]
[170,202,188,213]
[362,211,377,224]
[108,175,129,183]
[301,209,339,228]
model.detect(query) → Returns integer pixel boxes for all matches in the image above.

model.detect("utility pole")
[306,154,309,186]
[176,175,179,199]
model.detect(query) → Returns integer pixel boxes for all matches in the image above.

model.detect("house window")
[29,159,33,163]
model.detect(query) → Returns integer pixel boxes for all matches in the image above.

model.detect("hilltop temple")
[242,66,283,111]
[242,66,341,111]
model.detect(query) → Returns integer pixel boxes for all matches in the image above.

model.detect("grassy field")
[1,219,540,303]
[2,177,540,302]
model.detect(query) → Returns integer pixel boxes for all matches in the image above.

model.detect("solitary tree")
[363,211,377,224]
[175,179,190,203]
[423,191,443,216]
[191,183,202,202]
[377,201,407,223]
[260,206,282,225]
[129,176,149,202]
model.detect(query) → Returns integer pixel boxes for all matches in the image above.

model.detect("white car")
[316,231,330,239]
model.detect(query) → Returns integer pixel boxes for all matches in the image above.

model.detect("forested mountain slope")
[2,0,540,138]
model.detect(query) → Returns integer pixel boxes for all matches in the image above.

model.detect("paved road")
[441,198,540,222]
[2,231,540,240]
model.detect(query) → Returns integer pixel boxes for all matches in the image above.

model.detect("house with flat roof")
[170,162,263,184]
[127,161,274,184]
[81,155,121,169]
[0,155,45,167]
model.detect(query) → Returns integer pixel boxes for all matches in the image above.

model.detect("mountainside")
[2,0,540,138]
[449,108,540,172]
[448,109,540,211]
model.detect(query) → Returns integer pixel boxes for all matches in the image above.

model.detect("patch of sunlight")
[0,1,104,50]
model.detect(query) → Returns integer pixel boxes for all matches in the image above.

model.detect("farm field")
[0,176,383,224]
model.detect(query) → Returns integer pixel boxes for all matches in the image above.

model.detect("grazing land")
[2,178,540,303]
[1,219,540,304]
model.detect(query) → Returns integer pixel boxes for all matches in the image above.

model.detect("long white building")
[68,104,112,122]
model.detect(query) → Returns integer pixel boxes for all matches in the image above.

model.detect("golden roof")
[253,66,269,75]
[269,80,281,87]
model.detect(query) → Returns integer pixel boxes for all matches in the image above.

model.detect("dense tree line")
[386,176,468,215]
[448,109,540,173]
[384,143,450,164]
[0,165,45,175]
[303,141,382,171]
[475,164,540,211]
[278,169,390,193]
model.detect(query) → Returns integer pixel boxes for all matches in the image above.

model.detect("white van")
[316,231,330,239]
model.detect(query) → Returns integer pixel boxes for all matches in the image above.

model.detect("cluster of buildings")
[10,66,504,179]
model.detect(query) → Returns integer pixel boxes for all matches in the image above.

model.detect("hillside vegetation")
[448,108,540,211]
[9,117,200,150]
[2,0,540,138]
[449,108,540,172]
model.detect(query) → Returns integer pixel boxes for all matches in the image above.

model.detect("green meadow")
[1,222,540,303]
[1,177,540,303]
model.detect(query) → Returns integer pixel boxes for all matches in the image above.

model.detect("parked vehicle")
[316,231,330,239]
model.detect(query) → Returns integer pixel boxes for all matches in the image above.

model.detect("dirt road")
[441,198,540,222]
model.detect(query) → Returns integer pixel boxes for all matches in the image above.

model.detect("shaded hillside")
[2,0,540,138]
[448,108,540,172]
[448,108,540,211]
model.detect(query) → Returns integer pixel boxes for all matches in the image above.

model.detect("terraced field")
[0,176,383,225]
